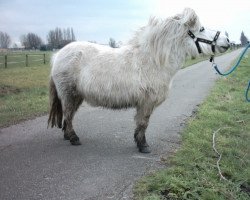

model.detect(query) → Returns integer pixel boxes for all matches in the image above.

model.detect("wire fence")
[0,53,50,68]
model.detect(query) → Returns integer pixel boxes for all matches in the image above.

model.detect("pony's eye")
[200,27,205,32]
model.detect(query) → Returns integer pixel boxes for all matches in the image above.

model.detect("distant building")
[0,48,8,53]
[11,42,25,50]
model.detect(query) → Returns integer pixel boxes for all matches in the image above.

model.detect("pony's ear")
[181,8,198,28]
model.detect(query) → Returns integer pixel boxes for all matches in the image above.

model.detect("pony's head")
[130,8,230,67]
[180,8,230,58]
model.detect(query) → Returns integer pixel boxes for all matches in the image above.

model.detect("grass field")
[134,54,250,199]
[0,52,52,127]
[183,56,212,68]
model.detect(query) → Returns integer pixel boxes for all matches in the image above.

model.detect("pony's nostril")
[227,38,230,43]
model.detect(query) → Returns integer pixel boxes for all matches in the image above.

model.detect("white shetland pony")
[48,8,230,153]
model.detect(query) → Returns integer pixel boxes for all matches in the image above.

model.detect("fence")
[0,53,48,68]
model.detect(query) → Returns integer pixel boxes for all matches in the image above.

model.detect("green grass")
[134,55,250,199]
[0,52,52,127]
[183,55,210,68]
[0,87,49,126]
[183,49,234,68]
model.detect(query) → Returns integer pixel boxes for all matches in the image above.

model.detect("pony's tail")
[48,78,63,129]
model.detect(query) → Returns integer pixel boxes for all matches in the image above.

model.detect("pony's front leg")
[134,105,154,153]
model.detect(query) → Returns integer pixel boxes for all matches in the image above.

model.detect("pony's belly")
[84,94,136,109]
[79,77,141,109]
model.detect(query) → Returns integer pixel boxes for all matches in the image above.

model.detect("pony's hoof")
[64,134,70,140]
[70,135,81,145]
[139,146,151,153]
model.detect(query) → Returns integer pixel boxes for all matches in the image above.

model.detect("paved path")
[0,50,241,200]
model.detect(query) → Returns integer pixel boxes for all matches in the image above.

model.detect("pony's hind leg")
[134,104,154,153]
[62,94,83,145]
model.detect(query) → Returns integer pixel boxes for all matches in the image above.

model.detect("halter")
[188,28,220,62]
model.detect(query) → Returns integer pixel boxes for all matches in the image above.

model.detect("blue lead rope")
[212,44,250,102]
[246,81,250,102]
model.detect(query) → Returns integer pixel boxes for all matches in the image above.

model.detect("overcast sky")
[0,0,250,45]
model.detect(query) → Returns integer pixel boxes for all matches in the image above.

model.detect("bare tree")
[240,31,249,46]
[47,28,63,49]
[20,34,27,48]
[66,28,71,41]
[63,29,67,41]
[47,27,76,49]
[27,33,42,49]
[71,27,76,41]
[20,33,42,49]
[47,30,56,49]
[0,31,11,48]
[109,38,117,48]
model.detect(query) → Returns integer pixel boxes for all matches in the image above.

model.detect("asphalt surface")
[0,50,241,200]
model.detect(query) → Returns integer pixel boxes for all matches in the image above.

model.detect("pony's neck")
[129,17,188,71]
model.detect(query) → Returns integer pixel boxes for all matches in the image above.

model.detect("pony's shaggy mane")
[129,8,202,67]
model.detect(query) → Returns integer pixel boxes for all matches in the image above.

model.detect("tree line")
[47,27,76,49]
[0,27,76,50]
[0,30,249,50]
[0,32,11,48]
